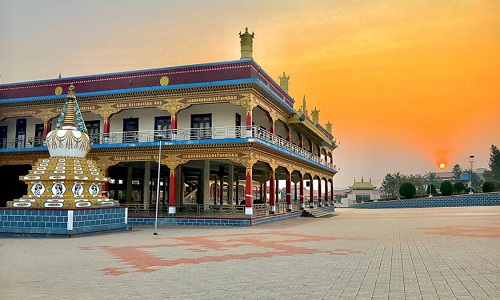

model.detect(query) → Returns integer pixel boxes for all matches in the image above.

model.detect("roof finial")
[278,71,290,93]
[239,27,255,59]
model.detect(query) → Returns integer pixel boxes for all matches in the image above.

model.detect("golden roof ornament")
[239,27,254,59]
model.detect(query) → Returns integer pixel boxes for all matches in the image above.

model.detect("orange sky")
[1,0,499,187]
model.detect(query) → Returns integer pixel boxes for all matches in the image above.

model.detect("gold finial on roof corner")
[239,27,255,59]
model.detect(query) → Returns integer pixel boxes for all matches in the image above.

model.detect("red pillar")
[285,171,292,211]
[245,167,253,215]
[101,116,111,195]
[168,168,177,215]
[42,122,51,139]
[331,180,335,208]
[269,121,274,134]
[324,179,329,206]
[246,110,253,137]
[318,178,322,207]
[309,178,314,208]
[171,113,177,140]
[299,177,304,209]
[286,127,291,142]
[269,169,276,214]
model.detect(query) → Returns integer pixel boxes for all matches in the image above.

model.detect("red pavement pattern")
[420,226,500,238]
[98,232,367,275]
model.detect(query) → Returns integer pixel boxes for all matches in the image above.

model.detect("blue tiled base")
[352,193,500,209]
[0,206,130,238]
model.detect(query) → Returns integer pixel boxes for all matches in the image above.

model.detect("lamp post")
[153,132,164,235]
[469,155,474,194]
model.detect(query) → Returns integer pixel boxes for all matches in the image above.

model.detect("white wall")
[177,103,245,129]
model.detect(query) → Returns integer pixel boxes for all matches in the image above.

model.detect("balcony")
[0,126,335,169]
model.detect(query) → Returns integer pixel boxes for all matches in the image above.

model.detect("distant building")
[336,178,381,207]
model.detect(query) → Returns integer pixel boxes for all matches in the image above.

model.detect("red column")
[246,110,253,137]
[168,168,177,215]
[318,178,322,207]
[269,169,276,214]
[245,167,253,215]
[42,122,51,139]
[324,179,329,206]
[331,180,335,208]
[269,121,274,134]
[309,178,314,208]
[103,116,110,134]
[286,127,291,142]
[171,113,177,140]
[299,177,304,209]
[286,171,292,211]
[299,134,303,148]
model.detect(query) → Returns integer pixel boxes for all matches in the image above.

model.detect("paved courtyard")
[1,206,499,299]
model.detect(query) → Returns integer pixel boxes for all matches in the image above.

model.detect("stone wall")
[352,193,500,209]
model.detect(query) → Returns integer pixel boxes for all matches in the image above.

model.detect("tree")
[482,182,495,193]
[453,164,462,180]
[406,174,425,196]
[488,145,500,181]
[399,182,416,199]
[440,181,453,196]
[453,182,466,194]
[381,172,403,198]
[427,184,437,195]
[425,172,440,195]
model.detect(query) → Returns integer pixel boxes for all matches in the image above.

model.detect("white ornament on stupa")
[46,85,90,157]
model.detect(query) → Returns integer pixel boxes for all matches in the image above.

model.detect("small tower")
[278,71,290,93]
[311,107,320,124]
[326,121,332,134]
[239,27,254,59]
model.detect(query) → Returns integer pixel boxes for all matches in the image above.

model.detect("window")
[235,113,241,138]
[34,124,44,147]
[154,116,171,141]
[123,118,139,142]
[190,114,212,140]
[85,120,101,144]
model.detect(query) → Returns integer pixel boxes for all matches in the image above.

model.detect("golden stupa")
[7,85,118,208]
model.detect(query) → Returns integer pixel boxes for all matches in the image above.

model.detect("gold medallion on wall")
[55,86,63,95]
[160,76,169,86]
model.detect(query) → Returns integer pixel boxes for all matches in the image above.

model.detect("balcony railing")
[0,126,335,169]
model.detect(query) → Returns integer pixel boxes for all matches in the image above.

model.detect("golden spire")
[278,71,290,93]
[63,85,76,127]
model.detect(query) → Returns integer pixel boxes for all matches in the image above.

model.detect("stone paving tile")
[1,206,499,299]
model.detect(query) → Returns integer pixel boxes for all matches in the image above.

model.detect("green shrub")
[453,182,466,194]
[482,182,495,193]
[440,181,454,196]
[399,182,416,199]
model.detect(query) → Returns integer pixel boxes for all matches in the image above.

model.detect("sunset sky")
[1,0,499,188]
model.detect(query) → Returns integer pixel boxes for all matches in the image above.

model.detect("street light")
[469,155,474,194]
[153,131,165,235]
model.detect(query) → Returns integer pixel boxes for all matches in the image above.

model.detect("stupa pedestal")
[1,85,130,237]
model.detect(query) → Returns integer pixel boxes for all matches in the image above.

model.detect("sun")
[439,163,446,169]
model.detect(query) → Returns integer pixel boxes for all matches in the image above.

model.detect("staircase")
[301,207,335,218]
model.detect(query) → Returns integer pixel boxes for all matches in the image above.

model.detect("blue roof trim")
[0,78,261,104]
[0,147,47,153]
[0,59,253,87]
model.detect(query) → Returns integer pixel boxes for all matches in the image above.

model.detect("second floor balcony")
[0,125,335,170]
